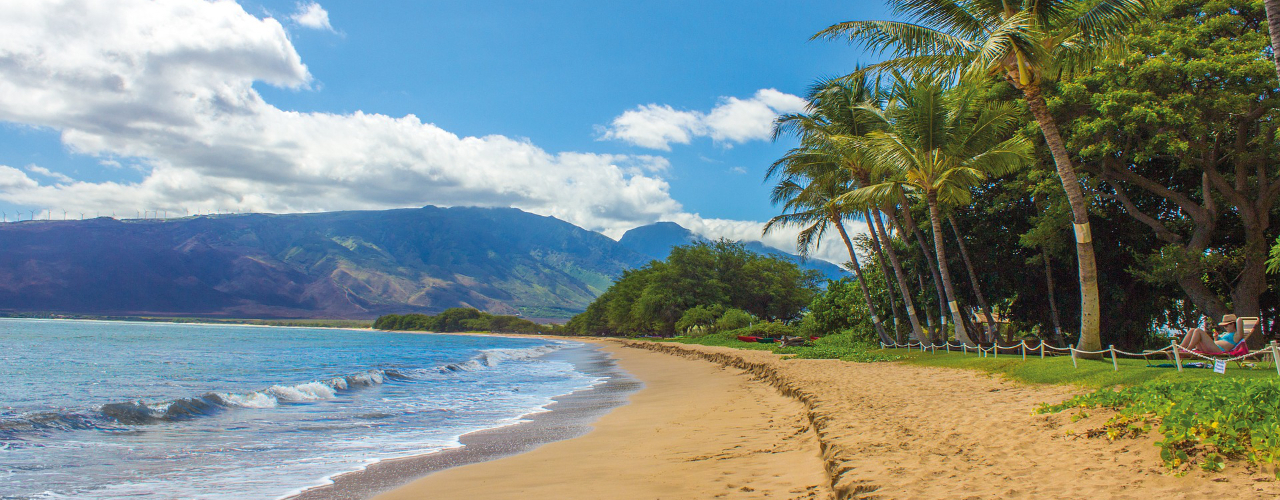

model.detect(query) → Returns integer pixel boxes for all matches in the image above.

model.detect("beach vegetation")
[565,240,821,336]
[785,0,1280,352]
[848,75,1033,345]
[714,308,756,332]
[373,308,558,334]
[1039,378,1280,475]
[676,305,723,336]
[817,0,1154,355]
[766,74,906,345]
[802,277,880,343]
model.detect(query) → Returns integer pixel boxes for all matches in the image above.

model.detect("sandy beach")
[371,339,1279,500]
[375,339,831,499]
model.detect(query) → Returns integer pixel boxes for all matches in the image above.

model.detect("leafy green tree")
[851,76,1031,344]
[715,308,756,332]
[1058,0,1279,330]
[566,242,819,336]
[806,278,879,342]
[676,304,723,335]
[818,0,1151,352]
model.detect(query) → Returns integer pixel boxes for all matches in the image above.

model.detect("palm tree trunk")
[869,209,926,341]
[948,214,997,343]
[1266,0,1280,81]
[832,215,894,345]
[864,209,907,341]
[1021,85,1102,356]
[1042,247,1067,347]
[917,272,935,340]
[894,202,950,339]
[927,193,971,345]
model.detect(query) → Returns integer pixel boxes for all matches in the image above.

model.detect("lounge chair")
[1184,317,1265,367]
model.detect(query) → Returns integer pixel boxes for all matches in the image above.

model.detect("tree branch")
[1088,159,1212,224]
[1099,178,1183,243]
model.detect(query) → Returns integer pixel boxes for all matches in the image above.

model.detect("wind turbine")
[79,212,84,220]
[62,209,66,220]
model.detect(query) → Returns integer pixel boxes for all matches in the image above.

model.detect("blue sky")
[0,0,888,260]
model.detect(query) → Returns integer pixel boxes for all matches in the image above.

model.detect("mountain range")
[0,207,845,319]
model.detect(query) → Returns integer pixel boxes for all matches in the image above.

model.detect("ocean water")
[0,319,605,499]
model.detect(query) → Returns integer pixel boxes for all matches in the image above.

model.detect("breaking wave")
[0,343,563,438]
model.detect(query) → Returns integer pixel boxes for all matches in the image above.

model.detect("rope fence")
[878,339,1280,376]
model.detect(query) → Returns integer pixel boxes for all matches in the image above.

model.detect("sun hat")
[1218,314,1238,327]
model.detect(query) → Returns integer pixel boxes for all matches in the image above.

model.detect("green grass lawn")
[887,347,1279,389]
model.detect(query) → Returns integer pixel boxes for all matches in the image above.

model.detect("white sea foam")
[220,391,278,409]
[267,382,337,401]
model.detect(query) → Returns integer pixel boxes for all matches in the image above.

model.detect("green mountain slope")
[0,206,649,319]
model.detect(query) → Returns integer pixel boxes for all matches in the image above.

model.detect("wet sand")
[289,341,640,500]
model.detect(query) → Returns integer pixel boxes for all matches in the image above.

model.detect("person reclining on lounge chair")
[1178,314,1254,354]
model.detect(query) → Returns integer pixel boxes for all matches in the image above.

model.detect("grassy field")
[891,348,1279,388]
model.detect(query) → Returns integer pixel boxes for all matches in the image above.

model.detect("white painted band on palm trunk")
[1074,222,1092,244]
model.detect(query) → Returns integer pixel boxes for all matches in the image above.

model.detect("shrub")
[676,304,723,336]
[738,320,796,338]
[715,308,755,332]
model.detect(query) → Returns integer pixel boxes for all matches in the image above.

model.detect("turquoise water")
[0,319,600,499]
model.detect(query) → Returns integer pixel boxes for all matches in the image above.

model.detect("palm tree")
[848,77,1031,345]
[768,77,929,343]
[948,213,997,342]
[817,0,1150,352]
[861,207,908,338]
[764,149,896,345]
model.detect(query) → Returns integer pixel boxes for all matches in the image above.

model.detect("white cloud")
[290,2,333,31]
[0,166,38,191]
[663,213,870,266]
[600,89,807,150]
[25,165,73,184]
[0,0,684,235]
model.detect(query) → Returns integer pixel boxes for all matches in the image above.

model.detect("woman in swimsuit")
[1179,314,1241,354]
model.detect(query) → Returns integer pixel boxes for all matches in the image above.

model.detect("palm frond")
[1071,0,1152,40]
[887,0,991,38]
[963,136,1034,177]
[814,20,978,59]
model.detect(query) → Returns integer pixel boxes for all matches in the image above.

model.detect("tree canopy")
[565,240,823,336]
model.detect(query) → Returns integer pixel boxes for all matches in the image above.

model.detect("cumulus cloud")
[667,214,870,266]
[0,0,688,234]
[600,89,807,150]
[290,2,333,31]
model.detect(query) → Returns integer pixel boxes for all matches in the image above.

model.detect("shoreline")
[373,340,833,500]
[287,339,639,500]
